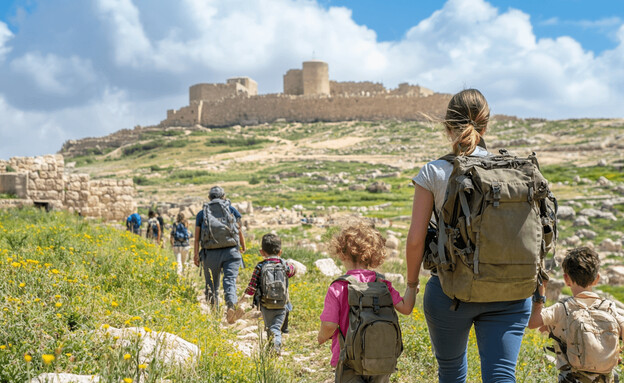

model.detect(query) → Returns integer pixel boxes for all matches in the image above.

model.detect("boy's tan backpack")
[333,273,403,375]
[424,150,558,303]
[550,297,621,374]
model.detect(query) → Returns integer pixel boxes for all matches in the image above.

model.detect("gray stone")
[579,208,617,221]
[573,216,590,227]
[575,229,597,239]
[557,206,576,220]
[545,279,565,302]
[386,235,400,250]
[314,258,342,277]
[599,238,622,252]
[605,265,624,285]
[383,273,405,285]
[285,258,307,276]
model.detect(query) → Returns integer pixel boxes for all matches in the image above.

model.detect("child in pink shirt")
[317,222,417,383]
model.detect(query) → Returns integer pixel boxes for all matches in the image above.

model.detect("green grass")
[0,193,17,199]
[542,164,624,184]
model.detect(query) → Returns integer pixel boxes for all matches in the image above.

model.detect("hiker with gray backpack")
[193,186,246,320]
[318,222,416,383]
[405,89,558,382]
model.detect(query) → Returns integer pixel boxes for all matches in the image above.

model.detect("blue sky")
[322,0,624,53]
[0,0,623,159]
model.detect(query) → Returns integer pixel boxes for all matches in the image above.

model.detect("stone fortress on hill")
[160,60,450,128]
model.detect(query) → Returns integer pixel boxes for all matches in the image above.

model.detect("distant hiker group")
[124,89,623,383]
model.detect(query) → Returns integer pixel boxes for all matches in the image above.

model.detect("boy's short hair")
[262,233,281,256]
[562,247,600,288]
[330,221,386,269]
[148,210,155,218]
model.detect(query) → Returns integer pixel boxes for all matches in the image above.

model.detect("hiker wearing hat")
[194,186,246,321]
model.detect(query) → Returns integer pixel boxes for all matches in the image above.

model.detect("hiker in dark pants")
[194,186,246,320]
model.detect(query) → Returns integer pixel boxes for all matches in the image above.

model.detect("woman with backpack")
[406,89,534,382]
[170,212,191,276]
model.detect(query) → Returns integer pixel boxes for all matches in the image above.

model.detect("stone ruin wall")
[0,155,136,221]
[166,103,202,127]
[329,81,386,95]
[191,92,451,127]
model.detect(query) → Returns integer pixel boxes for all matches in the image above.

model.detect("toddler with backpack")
[529,247,624,383]
[239,233,296,353]
[170,213,191,276]
[126,212,141,235]
[318,222,416,383]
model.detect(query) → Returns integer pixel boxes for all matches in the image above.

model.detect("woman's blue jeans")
[423,276,531,383]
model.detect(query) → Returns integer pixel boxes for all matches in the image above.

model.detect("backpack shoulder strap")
[332,274,358,286]
[438,153,455,163]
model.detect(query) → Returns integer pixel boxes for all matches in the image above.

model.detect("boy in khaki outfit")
[529,247,624,383]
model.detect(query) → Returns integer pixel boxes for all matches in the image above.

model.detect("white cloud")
[0,21,13,61]
[1,0,624,158]
[10,52,97,95]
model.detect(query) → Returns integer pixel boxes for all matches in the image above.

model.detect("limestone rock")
[573,216,590,227]
[383,273,405,285]
[386,235,400,250]
[599,238,622,252]
[605,266,624,285]
[285,258,307,276]
[597,176,613,187]
[575,229,597,239]
[29,374,100,383]
[562,235,582,247]
[314,258,342,276]
[579,208,617,221]
[99,326,199,366]
[557,206,576,220]
[349,184,366,191]
[545,278,565,302]
[366,181,391,193]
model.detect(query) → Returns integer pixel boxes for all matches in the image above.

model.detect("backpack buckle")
[492,183,501,207]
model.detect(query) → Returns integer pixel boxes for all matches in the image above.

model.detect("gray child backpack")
[334,273,403,375]
[424,150,558,303]
[200,199,239,250]
[259,260,289,309]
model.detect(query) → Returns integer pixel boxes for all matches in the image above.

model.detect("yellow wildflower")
[24,353,32,362]
[123,353,131,360]
[138,364,147,369]
[42,354,55,364]
[123,379,133,383]
[55,302,62,308]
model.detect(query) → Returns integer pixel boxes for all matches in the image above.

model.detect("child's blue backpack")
[173,223,190,243]
[127,213,141,228]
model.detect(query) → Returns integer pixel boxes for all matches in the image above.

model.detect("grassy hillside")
[0,207,570,382]
[3,118,624,381]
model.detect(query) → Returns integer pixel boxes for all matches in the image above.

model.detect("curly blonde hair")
[330,221,387,269]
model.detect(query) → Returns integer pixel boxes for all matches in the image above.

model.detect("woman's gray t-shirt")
[412,146,489,216]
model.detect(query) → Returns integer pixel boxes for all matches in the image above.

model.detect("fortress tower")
[283,61,330,96]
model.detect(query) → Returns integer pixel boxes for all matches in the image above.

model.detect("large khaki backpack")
[425,150,557,303]
[334,273,403,375]
[200,199,239,250]
[550,298,621,374]
[259,260,289,309]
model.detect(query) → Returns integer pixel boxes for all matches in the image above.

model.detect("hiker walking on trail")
[318,222,416,383]
[126,211,141,235]
[405,89,557,382]
[170,212,191,276]
[193,186,246,318]
[145,210,161,244]
[529,247,624,383]
[239,233,296,353]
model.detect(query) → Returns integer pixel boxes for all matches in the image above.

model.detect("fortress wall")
[189,83,242,103]
[227,77,258,95]
[302,61,330,95]
[0,154,135,220]
[197,93,451,126]
[165,103,201,126]
[284,69,303,95]
[330,81,386,95]
[392,83,434,97]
